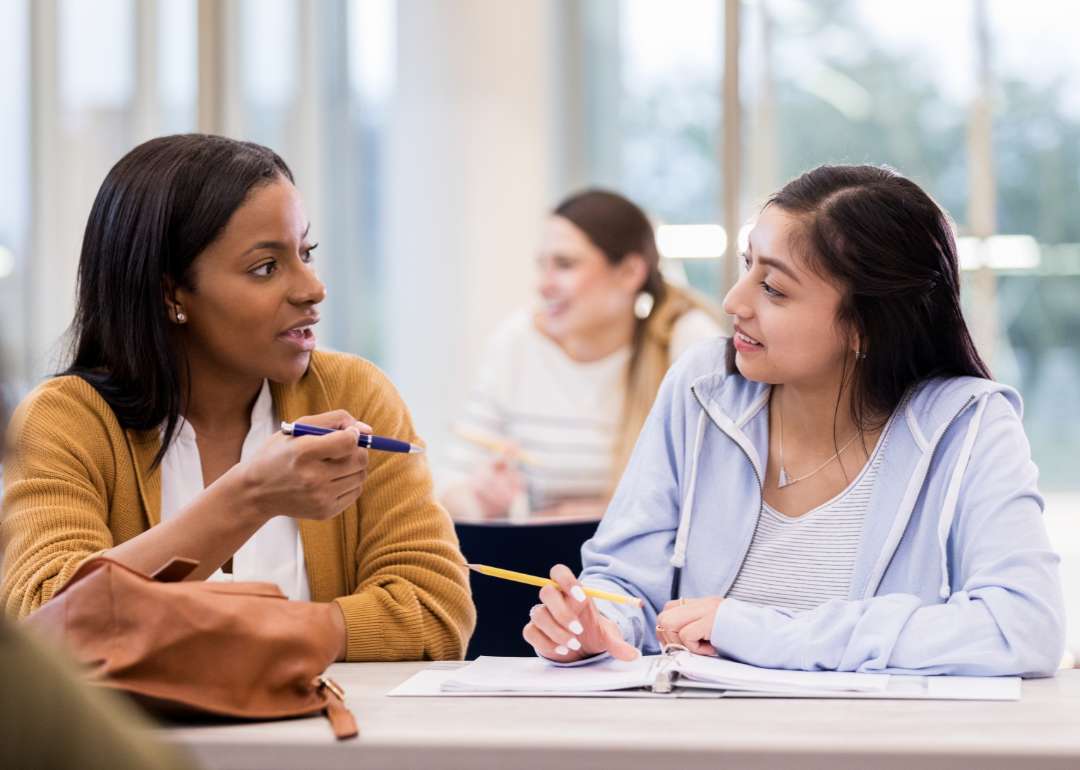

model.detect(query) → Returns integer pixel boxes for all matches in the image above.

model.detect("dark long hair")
[737,164,991,432]
[64,134,294,466]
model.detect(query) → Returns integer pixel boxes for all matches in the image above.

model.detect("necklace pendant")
[778,468,792,488]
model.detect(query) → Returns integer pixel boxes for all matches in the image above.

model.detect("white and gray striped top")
[725,425,892,613]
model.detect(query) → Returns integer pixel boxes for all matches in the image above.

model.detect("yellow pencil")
[465,563,645,608]
[451,425,545,467]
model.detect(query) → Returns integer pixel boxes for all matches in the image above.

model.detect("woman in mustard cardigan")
[0,135,474,661]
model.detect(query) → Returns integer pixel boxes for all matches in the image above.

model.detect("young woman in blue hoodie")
[523,165,1066,677]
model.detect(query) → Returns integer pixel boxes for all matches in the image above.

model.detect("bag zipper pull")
[318,675,346,701]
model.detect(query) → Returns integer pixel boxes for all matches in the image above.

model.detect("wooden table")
[166,663,1080,770]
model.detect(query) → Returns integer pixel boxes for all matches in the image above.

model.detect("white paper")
[441,655,654,693]
[926,675,1021,701]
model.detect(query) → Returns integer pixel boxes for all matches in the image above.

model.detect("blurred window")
[620,0,722,296]
[615,0,1080,489]
[157,0,197,134]
[240,0,299,149]
[0,0,29,380]
[986,0,1080,489]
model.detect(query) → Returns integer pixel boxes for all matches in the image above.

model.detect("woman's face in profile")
[536,215,643,342]
[722,205,851,388]
[172,178,326,385]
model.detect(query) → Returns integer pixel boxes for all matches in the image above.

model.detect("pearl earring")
[633,291,655,320]
[177,313,186,322]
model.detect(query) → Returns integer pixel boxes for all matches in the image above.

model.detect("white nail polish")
[567,637,581,650]
[571,586,587,603]
[569,620,584,635]
[555,645,569,656]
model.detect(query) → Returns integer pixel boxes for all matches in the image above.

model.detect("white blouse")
[158,380,311,600]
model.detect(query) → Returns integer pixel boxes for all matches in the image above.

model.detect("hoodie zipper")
[870,395,975,597]
[691,386,764,494]
[689,386,764,596]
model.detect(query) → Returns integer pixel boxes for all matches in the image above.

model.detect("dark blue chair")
[454,519,601,659]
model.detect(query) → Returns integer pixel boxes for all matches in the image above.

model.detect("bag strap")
[318,677,359,740]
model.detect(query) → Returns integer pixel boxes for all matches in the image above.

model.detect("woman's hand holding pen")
[523,564,641,663]
[655,596,724,655]
[234,409,371,524]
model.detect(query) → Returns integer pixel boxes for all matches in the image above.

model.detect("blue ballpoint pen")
[280,421,426,454]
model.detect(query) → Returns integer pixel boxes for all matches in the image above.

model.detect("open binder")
[441,645,889,695]
[389,645,1022,701]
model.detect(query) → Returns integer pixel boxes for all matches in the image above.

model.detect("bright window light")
[737,222,754,253]
[656,224,727,259]
[0,245,15,279]
[956,237,982,270]
[984,235,1041,269]
[957,235,1041,270]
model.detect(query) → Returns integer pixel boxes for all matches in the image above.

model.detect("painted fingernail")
[555,645,569,656]
[567,637,581,650]
[570,586,587,603]
[569,620,584,635]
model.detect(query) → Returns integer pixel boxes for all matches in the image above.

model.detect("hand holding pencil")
[521,564,643,664]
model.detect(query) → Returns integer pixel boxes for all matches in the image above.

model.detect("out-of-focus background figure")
[439,189,720,525]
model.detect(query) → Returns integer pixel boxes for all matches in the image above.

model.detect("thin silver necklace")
[777,393,863,489]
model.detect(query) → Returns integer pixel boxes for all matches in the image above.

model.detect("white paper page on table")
[925,675,1021,701]
[721,675,1021,701]
[672,653,890,693]
[441,655,654,693]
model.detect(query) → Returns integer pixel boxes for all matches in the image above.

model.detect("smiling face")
[171,177,325,385]
[722,205,853,388]
[536,215,646,342]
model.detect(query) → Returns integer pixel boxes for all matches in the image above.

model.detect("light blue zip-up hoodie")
[579,339,1066,678]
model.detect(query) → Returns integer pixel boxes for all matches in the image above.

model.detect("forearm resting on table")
[105,468,266,581]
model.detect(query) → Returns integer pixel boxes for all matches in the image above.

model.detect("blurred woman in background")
[440,189,722,524]
[440,189,721,657]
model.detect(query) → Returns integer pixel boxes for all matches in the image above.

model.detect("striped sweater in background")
[440,307,723,515]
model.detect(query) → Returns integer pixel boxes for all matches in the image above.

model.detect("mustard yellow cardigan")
[0,350,475,661]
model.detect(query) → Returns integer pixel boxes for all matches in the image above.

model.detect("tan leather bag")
[25,556,358,739]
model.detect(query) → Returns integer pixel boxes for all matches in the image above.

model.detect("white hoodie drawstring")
[670,409,709,570]
[936,393,989,599]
